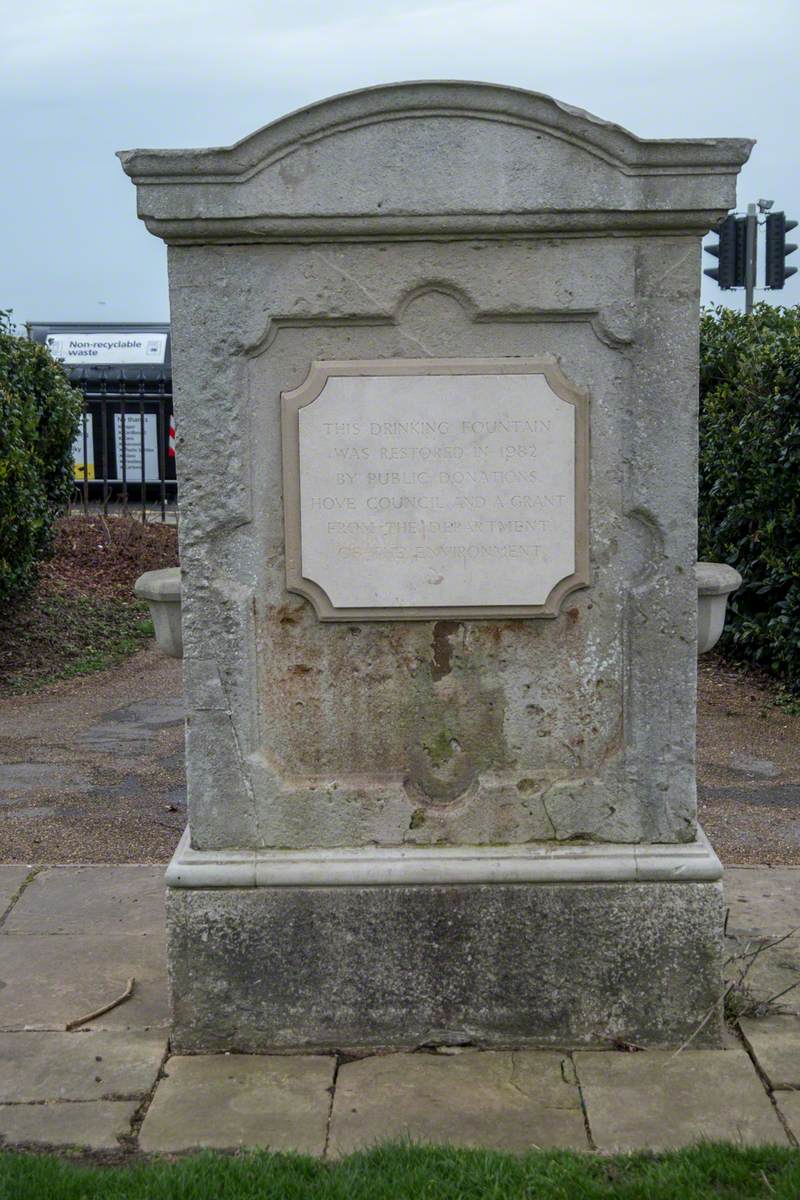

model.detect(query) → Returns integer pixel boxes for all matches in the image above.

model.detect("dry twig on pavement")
[65,977,135,1030]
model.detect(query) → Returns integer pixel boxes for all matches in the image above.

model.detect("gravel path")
[0,648,184,862]
[0,649,797,864]
[697,657,800,865]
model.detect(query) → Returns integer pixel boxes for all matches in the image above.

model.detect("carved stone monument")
[119,83,751,1050]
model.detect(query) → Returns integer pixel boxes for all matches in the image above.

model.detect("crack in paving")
[322,1053,342,1159]
[0,866,42,931]
[736,1021,799,1147]
[569,1054,598,1152]
[0,1096,146,1107]
[122,1041,173,1151]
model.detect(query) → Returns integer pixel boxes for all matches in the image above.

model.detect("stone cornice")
[119,81,752,180]
[118,81,753,245]
[165,826,723,888]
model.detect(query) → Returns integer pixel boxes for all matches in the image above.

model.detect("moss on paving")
[1,1142,799,1199]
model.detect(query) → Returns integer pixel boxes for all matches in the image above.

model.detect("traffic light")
[704,215,746,289]
[765,212,798,289]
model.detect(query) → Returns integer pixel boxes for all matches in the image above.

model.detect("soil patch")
[0,516,178,696]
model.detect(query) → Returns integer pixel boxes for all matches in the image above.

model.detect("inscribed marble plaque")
[282,359,588,619]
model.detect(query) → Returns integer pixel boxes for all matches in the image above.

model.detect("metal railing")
[71,370,177,523]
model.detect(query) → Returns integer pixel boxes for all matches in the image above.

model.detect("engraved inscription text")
[293,370,579,610]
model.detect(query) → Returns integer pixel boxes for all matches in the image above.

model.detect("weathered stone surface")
[0,1101,138,1150]
[120,85,749,856]
[0,864,31,913]
[139,1054,334,1153]
[576,1049,787,1150]
[3,865,165,935]
[167,238,697,849]
[328,1050,587,1155]
[186,708,257,850]
[167,881,724,1051]
[0,932,168,1030]
[740,1016,800,1090]
[0,1030,165,1101]
[119,82,750,1050]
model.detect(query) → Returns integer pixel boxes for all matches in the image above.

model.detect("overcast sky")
[3,0,799,329]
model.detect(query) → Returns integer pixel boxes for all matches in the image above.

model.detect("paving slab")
[0,864,32,914]
[775,1091,800,1143]
[0,763,93,800]
[139,1054,335,1154]
[78,699,185,755]
[0,932,167,1030]
[740,1015,800,1090]
[575,1049,788,1151]
[5,805,57,820]
[729,754,783,780]
[328,1051,587,1156]
[704,784,800,810]
[3,865,165,935]
[724,868,800,1009]
[0,1030,165,1101]
[725,868,800,932]
[0,1101,139,1150]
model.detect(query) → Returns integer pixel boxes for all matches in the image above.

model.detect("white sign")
[46,332,167,365]
[291,367,581,612]
[72,415,95,481]
[113,413,159,482]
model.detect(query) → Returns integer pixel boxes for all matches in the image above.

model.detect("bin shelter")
[27,322,176,519]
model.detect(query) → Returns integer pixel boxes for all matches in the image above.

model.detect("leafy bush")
[699,303,800,691]
[0,312,82,603]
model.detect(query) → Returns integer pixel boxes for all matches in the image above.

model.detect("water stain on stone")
[431,621,460,681]
[275,604,299,626]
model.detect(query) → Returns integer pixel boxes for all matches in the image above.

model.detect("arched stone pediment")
[119,81,752,243]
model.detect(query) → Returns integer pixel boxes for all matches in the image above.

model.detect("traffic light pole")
[745,203,757,315]
[705,202,797,307]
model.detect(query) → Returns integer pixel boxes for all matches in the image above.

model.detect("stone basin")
[133,563,740,660]
[134,567,182,659]
[696,562,742,655]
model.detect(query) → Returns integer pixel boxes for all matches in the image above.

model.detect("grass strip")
[0,590,154,694]
[1,1142,799,1199]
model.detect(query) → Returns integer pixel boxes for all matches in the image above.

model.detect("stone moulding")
[117,81,754,244]
[281,356,590,621]
[165,825,722,889]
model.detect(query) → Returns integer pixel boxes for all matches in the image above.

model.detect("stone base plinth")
[165,831,724,1052]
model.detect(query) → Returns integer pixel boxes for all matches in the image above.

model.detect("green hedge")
[0,313,82,604]
[699,303,800,692]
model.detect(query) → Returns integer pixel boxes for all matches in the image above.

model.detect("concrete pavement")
[0,862,798,1156]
